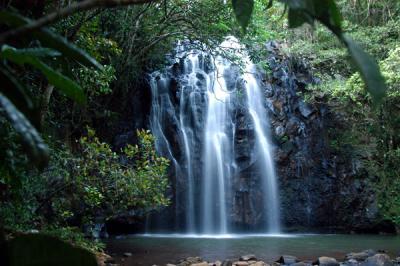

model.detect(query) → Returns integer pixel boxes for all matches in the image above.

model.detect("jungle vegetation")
[0,0,398,262]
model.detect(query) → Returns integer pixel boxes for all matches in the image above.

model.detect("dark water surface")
[106,234,400,266]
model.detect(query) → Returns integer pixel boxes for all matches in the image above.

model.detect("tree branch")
[0,0,159,44]
[132,31,182,61]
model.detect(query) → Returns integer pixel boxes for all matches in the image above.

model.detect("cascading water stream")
[243,64,281,233]
[180,53,198,233]
[149,37,280,235]
[202,55,233,234]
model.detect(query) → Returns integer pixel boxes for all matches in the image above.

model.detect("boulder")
[316,257,339,266]
[346,250,377,261]
[362,254,393,266]
[178,257,203,266]
[347,259,361,266]
[240,255,257,261]
[104,258,116,264]
[298,101,314,118]
[190,262,208,266]
[275,125,286,137]
[187,257,203,263]
[123,252,132,257]
[222,260,233,266]
[250,262,269,266]
[277,255,299,265]
[291,262,311,266]
[234,262,249,266]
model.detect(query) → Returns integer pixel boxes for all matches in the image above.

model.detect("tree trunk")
[40,84,54,127]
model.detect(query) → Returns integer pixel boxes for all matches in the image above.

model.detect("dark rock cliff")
[260,42,382,232]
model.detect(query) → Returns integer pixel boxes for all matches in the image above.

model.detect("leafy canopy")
[231,0,387,104]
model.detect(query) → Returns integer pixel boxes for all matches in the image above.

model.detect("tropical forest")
[0,0,399,265]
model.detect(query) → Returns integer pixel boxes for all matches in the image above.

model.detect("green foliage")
[0,45,86,104]
[337,0,400,27]
[375,149,400,225]
[71,128,170,222]
[76,65,116,96]
[0,0,397,245]
[0,11,102,69]
[342,35,386,103]
[277,0,387,103]
[0,126,169,244]
[105,0,235,91]
[0,10,102,169]
[6,128,170,230]
[380,46,400,96]
[0,94,49,169]
[305,43,400,225]
[42,226,105,253]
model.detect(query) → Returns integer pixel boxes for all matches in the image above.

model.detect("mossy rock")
[5,233,97,266]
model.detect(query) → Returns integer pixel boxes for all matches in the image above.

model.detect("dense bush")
[0,127,169,242]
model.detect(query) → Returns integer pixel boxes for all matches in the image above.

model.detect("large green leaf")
[0,45,86,105]
[283,0,341,29]
[0,11,102,70]
[325,0,342,29]
[0,65,33,110]
[312,0,342,32]
[0,93,49,168]
[280,0,312,10]
[288,8,313,28]
[343,35,387,103]
[232,0,254,32]
[0,47,61,62]
[0,65,41,129]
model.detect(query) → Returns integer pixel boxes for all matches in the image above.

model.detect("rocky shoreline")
[164,251,400,266]
[102,249,400,266]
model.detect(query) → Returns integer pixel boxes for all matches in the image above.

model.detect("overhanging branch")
[0,0,159,44]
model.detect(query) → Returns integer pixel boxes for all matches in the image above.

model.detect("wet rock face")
[259,41,385,232]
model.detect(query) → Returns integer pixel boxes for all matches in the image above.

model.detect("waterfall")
[243,64,281,233]
[202,50,234,234]
[149,37,280,234]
